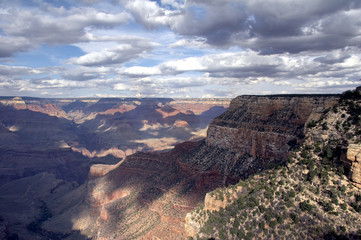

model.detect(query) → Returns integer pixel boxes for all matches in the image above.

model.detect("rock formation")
[54,94,340,240]
[0,97,229,240]
[347,144,361,188]
[1,94,350,240]
[184,89,361,240]
[182,95,339,183]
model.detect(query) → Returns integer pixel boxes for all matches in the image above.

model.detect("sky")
[0,0,360,98]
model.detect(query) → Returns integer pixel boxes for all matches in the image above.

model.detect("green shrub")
[264,188,274,200]
[355,193,361,202]
[308,169,316,181]
[258,204,266,213]
[350,202,361,212]
[269,220,277,228]
[314,142,322,153]
[237,228,246,239]
[300,149,311,159]
[288,189,296,198]
[290,213,298,223]
[322,145,333,160]
[329,189,339,204]
[322,201,334,212]
[300,201,314,212]
[276,214,284,224]
[340,202,347,210]
[287,156,295,164]
[307,120,317,128]
[264,211,274,222]
[259,221,265,230]
[336,166,345,176]
[285,198,294,208]
[247,196,259,208]
[333,106,338,113]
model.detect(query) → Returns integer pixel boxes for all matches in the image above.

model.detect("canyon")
[185,88,361,239]
[0,97,229,239]
[1,92,359,239]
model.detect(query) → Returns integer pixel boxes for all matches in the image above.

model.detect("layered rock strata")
[183,95,339,182]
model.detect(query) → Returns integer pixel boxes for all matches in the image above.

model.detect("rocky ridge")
[185,88,361,239]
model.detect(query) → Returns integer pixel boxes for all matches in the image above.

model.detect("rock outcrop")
[185,184,245,238]
[184,89,361,240]
[185,212,201,238]
[203,185,244,212]
[183,95,339,182]
[347,144,361,188]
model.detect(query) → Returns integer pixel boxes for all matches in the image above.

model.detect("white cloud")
[123,66,161,76]
[168,37,209,49]
[123,0,182,29]
[0,64,40,76]
[68,39,158,66]
[113,83,129,91]
[0,5,130,57]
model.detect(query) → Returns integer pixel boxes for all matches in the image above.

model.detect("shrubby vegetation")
[188,90,361,240]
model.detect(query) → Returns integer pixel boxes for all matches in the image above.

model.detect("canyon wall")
[1,94,346,239]
[184,88,361,240]
[0,97,229,240]
[183,95,339,182]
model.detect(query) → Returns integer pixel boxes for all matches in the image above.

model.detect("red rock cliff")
[184,95,339,182]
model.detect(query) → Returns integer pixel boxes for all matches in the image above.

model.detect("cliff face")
[184,89,361,240]
[184,95,339,182]
[347,144,361,188]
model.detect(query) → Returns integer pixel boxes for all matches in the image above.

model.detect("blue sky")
[0,0,360,98]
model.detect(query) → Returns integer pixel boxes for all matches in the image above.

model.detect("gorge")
[1,90,360,240]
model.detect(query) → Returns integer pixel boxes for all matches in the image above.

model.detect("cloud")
[0,64,40,76]
[68,38,159,66]
[113,75,209,97]
[122,0,182,29]
[123,66,161,77]
[0,5,130,57]
[168,37,209,49]
[314,48,353,65]
[29,78,100,89]
[0,36,34,58]
[62,72,101,81]
[154,48,361,89]
[0,0,360,98]
[160,51,284,77]
[124,0,361,53]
